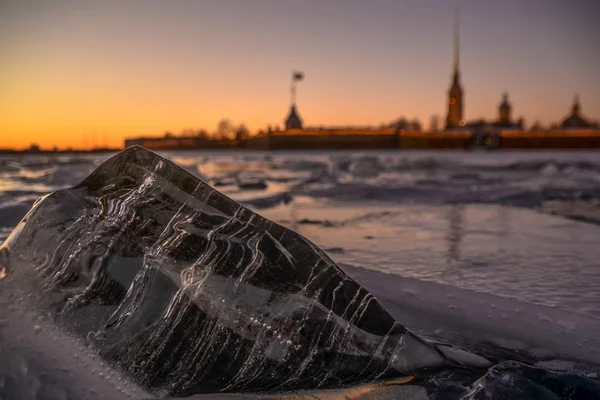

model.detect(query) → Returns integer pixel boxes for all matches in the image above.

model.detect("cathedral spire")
[572,93,580,115]
[446,8,464,130]
[454,8,460,78]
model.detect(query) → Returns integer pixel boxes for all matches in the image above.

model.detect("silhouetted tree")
[217,119,234,140]
[235,124,250,141]
[530,120,541,131]
[180,128,196,137]
[164,131,174,138]
[396,117,409,130]
[196,129,209,139]
[179,128,194,137]
[410,118,422,131]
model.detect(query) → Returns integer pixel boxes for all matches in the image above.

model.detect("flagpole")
[291,73,296,106]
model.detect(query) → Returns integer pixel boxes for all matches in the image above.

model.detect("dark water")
[2,150,600,316]
[1,149,600,399]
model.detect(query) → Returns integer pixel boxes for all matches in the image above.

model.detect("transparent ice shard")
[0,146,449,397]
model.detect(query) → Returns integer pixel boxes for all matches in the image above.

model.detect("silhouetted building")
[461,92,522,147]
[284,71,304,130]
[285,105,303,130]
[492,92,523,130]
[446,9,465,130]
[560,95,597,129]
[498,92,511,124]
[465,118,523,132]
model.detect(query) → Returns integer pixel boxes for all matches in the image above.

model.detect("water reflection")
[497,205,510,239]
[446,205,464,264]
[442,205,465,281]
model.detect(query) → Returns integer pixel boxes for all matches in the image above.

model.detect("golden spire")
[454,8,460,75]
[572,93,581,115]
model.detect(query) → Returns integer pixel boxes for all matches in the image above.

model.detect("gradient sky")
[1,0,599,149]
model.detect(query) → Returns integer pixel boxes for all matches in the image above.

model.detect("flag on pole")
[293,71,304,81]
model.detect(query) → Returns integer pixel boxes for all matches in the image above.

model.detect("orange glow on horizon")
[0,83,442,150]
[2,1,599,151]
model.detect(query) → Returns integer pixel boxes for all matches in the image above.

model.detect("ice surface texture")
[0,146,446,397]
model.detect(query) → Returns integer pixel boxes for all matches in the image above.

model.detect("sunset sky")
[1,0,599,150]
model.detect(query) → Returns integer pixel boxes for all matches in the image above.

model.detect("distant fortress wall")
[126,128,600,151]
[267,129,396,150]
[125,137,241,150]
[244,129,395,150]
[498,130,600,149]
[270,134,395,149]
[398,131,473,149]
[245,135,270,150]
[246,129,474,150]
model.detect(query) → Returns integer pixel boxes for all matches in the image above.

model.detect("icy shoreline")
[342,263,600,367]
